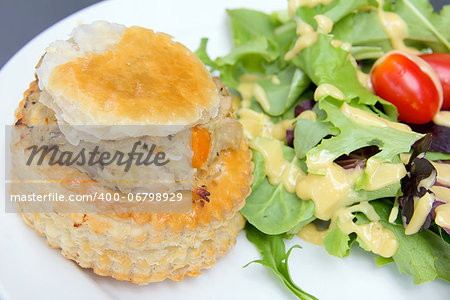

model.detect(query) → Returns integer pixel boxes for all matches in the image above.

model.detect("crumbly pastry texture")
[11,81,253,284]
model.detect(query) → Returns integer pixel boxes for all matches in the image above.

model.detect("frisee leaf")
[245,223,318,300]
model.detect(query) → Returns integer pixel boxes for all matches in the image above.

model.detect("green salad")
[196,0,450,298]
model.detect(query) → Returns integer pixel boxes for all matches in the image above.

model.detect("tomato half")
[370,51,443,124]
[420,53,450,110]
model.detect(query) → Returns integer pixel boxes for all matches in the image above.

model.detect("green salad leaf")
[245,223,318,300]
[332,0,450,55]
[196,0,450,297]
[375,256,395,266]
[295,0,370,25]
[293,117,337,159]
[372,200,450,283]
[392,0,450,52]
[424,151,450,161]
[241,146,315,235]
[305,98,422,167]
[291,34,398,119]
[227,9,278,46]
[215,36,280,88]
[323,225,354,257]
[257,65,310,116]
[195,38,217,68]
[332,10,394,54]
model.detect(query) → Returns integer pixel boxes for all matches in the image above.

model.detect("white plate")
[0,0,448,299]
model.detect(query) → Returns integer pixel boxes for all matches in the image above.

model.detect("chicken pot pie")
[10,21,252,284]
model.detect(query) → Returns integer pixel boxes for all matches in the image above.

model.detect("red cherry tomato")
[420,53,450,109]
[370,51,443,124]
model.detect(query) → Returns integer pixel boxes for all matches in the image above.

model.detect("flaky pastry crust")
[11,81,253,283]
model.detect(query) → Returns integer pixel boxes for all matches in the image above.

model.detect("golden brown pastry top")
[36,22,219,131]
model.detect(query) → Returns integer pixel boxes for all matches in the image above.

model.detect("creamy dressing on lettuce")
[285,21,318,60]
[334,202,398,257]
[405,193,435,235]
[297,223,327,246]
[285,15,334,60]
[433,111,450,128]
[197,0,450,289]
[364,158,406,191]
[288,0,335,18]
[340,103,412,133]
[436,202,450,229]
[238,108,315,140]
[247,131,401,256]
[376,0,420,54]
[314,83,345,101]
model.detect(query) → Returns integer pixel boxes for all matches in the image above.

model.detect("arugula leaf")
[283,217,317,239]
[372,200,450,283]
[241,147,315,235]
[354,182,402,200]
[245,223,318,300]
[195,38,217,68]
[242,89,314,124]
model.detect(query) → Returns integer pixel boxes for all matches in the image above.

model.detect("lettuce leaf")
[332,1,450,55]
[293,105,337,159]
[392,0,450,52]
[215,36,280,88]
[291,34,398,119]
[372,200,450,283]
[257,65,311,116]
[227,9,278,46]
[323,225,354,257]
[294,0,370,25]
[241,147,315,235]
[306,98,422,166]
[332,10,394,54]
[375,256,395,266]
